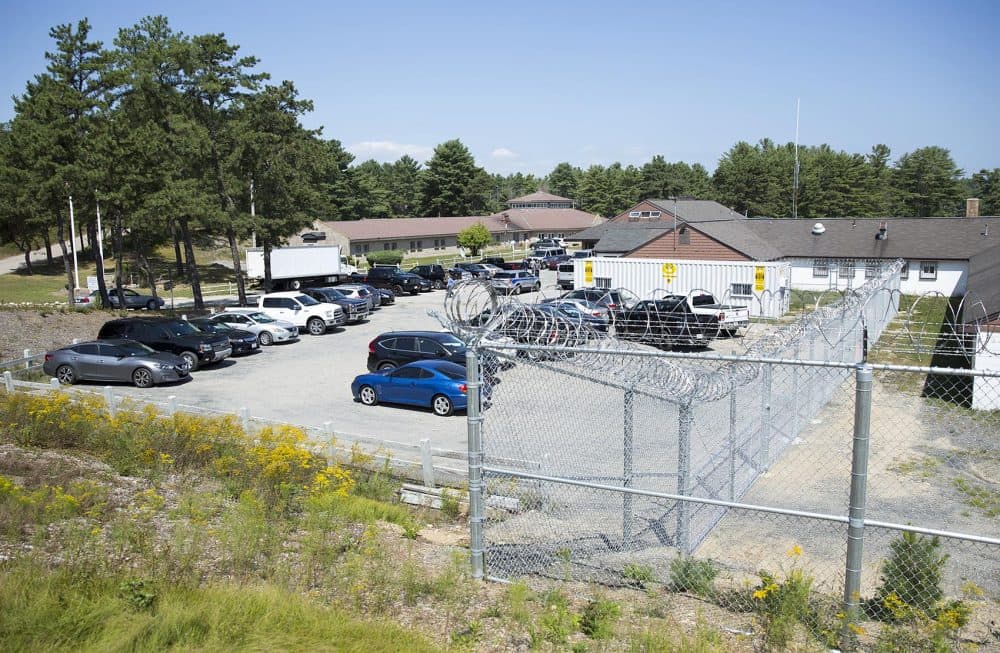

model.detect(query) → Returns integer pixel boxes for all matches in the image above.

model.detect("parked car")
[212,309,300,346]
[544,254,573,270]
[367,330,468,371]
[447,267,473,282]
[543,296,610,323]
[499,260,530,271]
[490,270,541,295]
[188,318,260,356]
[481,263,504,277]
[535,301,608,332]
[43,339,190,388]
[615,297,719,348]
[478,257,507,268]
[556,261,575,290]
[685,293,751,336]
[526,246,566,264]
[301,286,371,323]
[533,238,566,249]
[256,291,345,335]
[336,283,378,311]
[561,287,638,322]
[454,262,495,278]
[97,317,231,371]
[572,249,594,259]
[408,264,447,290]
[81,288,165,310]
[352,360,476,417]
[352,267,429,295]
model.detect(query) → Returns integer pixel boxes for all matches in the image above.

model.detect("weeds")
[440,488,462,519]
[623,563,656,588]
[668,555,718,596]
[580,597,622,640]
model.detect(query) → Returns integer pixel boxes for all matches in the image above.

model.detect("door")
[384,366,422,404]
[416,337,449,363]
[97,342,132,382]
[71,343,104,380]
[261,298,298,324]
[389,336,418,366]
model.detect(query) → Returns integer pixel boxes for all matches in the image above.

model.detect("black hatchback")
[367,331,467,371]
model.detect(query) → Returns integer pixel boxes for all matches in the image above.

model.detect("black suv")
[408,264,447,289]
[367,331,467,371]
[301,287,371,323]
[354,268,430,295]
[98,317,232,371]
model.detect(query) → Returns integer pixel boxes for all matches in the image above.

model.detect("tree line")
[2,17,998,309]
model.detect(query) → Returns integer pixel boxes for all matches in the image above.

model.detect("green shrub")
[669,556,718,596]
[580,598,621,640]
[868,531,948,620]
[365,250,404,266]
[752,567,814,649]
[440,489,462,519]
[534,590,579,646]
[622,563,655,587]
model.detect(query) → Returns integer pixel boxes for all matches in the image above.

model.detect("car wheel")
[289,279,301,290]
[432,394,454,417]
[432,279,443,290]
[258,331,273,346]
[534,283,541,292]
[512,285,521,295]
[307,317,326,335]
[180,350,199,372]
[392,284,404,296]
[146,299,158,310]
[377,361,396,371]
[132,367,154,388]
[359,385,378,406]
[55,364,76,385]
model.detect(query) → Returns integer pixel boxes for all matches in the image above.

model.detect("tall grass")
[0,560,439,652]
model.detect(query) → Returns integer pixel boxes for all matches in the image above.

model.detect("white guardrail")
[0,366,470,489]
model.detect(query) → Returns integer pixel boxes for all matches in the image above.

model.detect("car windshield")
[166,321,200,336]
[322,289,345,299]
[118,341,155,356]
[247,312,275,323]
[294,294,320,306]
[206,321,232,331]
[493,272,514,279]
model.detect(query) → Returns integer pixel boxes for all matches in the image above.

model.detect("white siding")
[787,258,968,296]
[572,257,791,318]
[972,330,1000,410]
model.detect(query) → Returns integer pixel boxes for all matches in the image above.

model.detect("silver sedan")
[42,339,190,388]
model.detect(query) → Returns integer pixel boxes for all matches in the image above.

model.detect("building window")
[416,240,423,251]
[595,277,612,289]
[391,242,397,250]
[363,244,369,253]
[732,283,753,297]
[838,260,855,279]
[865,262,877,279]
[678,226,690,245]
[900,262,909,280]
[383,243,390,251]
[409,241,415,251]
[812,259,829,278]
[629,211,641,218]
[919,261,937,281]
[649,211,661,218]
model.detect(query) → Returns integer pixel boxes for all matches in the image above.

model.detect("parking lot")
[93,271,752,457]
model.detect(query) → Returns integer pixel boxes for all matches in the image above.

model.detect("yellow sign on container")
[584,261,593,284]
[661,262,677,283]
[754,266,766,291]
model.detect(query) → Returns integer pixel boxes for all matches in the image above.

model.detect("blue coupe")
[351,360,474,417]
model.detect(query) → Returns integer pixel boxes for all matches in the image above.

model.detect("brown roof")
[506,191,573,204]
[317,209,605,241]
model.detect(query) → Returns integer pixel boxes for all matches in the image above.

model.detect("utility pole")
[793,98,801,220]
[68,194,80,290]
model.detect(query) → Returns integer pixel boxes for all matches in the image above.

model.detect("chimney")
[966,198,981,218]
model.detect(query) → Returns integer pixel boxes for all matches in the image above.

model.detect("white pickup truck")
[256,291,345,335]
[686,293,751,336]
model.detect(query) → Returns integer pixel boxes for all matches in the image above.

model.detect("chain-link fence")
[441,261,1000,648]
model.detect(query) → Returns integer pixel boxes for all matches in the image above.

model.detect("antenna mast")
[792,98,800,219]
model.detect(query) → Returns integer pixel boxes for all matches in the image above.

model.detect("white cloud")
[347,140,434,162]
[490,147,517,159]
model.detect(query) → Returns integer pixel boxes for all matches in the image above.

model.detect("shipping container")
[572,257,791,318]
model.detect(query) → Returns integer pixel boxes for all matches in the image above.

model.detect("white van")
[528,246,567,261]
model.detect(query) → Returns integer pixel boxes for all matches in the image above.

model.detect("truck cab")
[257,291,346,335]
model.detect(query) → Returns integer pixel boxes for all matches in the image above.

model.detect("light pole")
[67,192,80,290]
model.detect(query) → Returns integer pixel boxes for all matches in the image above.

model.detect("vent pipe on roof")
[811,222,826,235]
[875,221,888,241]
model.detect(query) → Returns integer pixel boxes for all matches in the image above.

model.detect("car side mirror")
[293,306,302,311]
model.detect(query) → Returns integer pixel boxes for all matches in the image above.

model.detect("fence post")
[465,348,485,580]
[239,407,250,432]
[419,438,436,488]
[167,395,177,415]
[322,421,334,465]
[49,377,60,389]
[24,349,31,370]
[622,388,635,549]
[3,371,13,392]
[676,401,693,554]
[842,363,874,650]
[103,386,116,418]
[760,363,772,470]
[728,389,737,502]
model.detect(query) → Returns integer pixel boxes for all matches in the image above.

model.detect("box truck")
[245,245,357,290]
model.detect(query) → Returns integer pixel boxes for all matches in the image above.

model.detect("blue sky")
[1,0,997,176]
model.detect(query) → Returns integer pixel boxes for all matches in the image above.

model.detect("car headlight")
[324,310,333,317]
[198,343,212,353]
[155,362,174,370]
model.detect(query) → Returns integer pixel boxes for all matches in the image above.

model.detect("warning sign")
[584,261,593,284]
[754,266,766,292]
[661,262,677,283]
